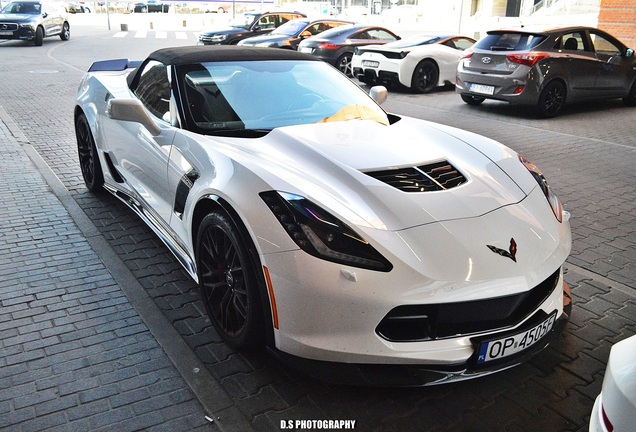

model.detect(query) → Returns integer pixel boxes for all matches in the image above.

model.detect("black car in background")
[198,11,306,45]
[456,26,636,117]
[298,24,400,76]
[0,0,70,45]
[238,18,353,50]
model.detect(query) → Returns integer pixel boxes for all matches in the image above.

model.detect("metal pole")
[106,0,111,30]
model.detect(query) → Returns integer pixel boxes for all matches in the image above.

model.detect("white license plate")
[299,47,314,54]
[362,60,379,68]
[476,311,557,364]
[470,83,495,95]
[0,31,14,36]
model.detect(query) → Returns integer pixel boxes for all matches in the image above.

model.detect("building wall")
[597,0,636,47]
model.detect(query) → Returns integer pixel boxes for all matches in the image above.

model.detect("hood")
[229,117,528,231]
[0,13,36,22]
[240,34,288,45]
[200,27,241,36]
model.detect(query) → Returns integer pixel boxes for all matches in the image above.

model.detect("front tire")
[536,80,566,118]
[337,53,353,77]
[76,113,104,192]
[34,26,43,46]
[411,60,438,93]
[196,212,266,349]
[623,80,636,107]
[60,22,70,41]
[461,94,485,105]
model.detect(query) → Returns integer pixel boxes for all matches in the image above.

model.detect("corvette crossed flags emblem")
[487,238,518,262]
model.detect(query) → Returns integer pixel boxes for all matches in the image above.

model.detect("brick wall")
[598,0,636,47]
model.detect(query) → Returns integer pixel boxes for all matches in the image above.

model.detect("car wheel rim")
[199,226,248,337]
[415,64,434,91]
[77,118,96,185]
[339,55,352,76]
[543,84,565,115]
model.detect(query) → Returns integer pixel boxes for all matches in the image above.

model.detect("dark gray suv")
[0,0,70,46]
[456,26,636,117]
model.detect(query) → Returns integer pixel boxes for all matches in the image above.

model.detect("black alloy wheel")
[337,53,353,77]
[411,60,438,93]
[536,80,566,118]
[75,113,104,192]
[196,212,265,348]
[461,94,485,105]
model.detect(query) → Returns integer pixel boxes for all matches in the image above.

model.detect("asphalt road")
[1,14,635,432]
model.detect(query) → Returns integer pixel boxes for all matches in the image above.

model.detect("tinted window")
[366,29,397,41]
[134,60,171,122]
[452,37,475,50]
[475,32,546,51]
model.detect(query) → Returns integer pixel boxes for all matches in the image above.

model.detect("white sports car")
[352,34,475,93]
[75,46,571,385]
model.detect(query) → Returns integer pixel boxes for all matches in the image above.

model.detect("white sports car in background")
[75,46,571,385]
[589,334,636,432]
[352,34,475,93]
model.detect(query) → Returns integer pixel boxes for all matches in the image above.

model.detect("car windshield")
[1,1,41,14]
[229,13,258,29]
[271,20,308,36]
[179,60,388,135]
[382,35,441,48]
[476,32,546,51]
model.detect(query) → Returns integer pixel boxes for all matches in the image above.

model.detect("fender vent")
[364,160,467,192]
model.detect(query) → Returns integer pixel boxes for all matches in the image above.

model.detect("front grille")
[376,268,561,342]
[0,23,18,31]
[364,160,467,193]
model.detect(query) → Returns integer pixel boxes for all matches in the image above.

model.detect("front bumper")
[0,27,35,41]
[272,299,570,386]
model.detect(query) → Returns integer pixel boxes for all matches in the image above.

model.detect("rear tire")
[623,80,636,107]
[536,80,566,118]
[34,26,43,46]
[461,94,485,105]
[75,113,104,192]
[196,211,266,349]
[411,60,438,93]
[60,22,70,41]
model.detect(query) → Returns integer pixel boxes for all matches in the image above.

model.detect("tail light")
[318,42,340,50]
[507,52,549,67]
[460,50,474,60]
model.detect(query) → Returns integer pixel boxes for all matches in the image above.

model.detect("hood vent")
[364,160,467,192]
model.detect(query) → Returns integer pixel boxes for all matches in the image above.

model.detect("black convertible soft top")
[147,45,320,66]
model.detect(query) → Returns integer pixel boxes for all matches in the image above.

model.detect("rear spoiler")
[88,59,143,72]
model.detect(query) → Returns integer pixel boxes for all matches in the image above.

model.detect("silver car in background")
[456,27,636,117]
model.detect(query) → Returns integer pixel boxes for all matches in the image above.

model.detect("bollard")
[183,20,187,27]
[120,23,128,31]
[150,21,153,30]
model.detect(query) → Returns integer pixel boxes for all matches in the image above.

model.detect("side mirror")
[626,48,634,57]
[300,30,312,38]
[107,99,162,136]
[252,25,262,32]
[369,85,388,105]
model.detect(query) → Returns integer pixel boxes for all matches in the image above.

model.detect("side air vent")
[364,160,467,192]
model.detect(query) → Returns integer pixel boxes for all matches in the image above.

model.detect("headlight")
[19,24,35,29]
[519,155,564,222]
[210,34,227,42]
[260,191,393,272]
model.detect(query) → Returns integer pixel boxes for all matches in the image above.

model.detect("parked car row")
[198,13,635,118]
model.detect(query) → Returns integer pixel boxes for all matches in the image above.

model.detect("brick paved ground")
[1,18,635,432]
